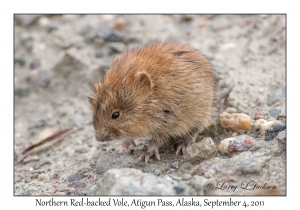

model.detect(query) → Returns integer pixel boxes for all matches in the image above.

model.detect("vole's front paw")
[138,142,160,164]
[176,133,198,155]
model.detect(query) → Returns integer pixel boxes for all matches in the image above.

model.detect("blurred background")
[14,14,286,195]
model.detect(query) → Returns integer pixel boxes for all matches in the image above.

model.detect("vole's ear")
[136,71,152,93]
[92,83,102,94]
[89,83,101,107]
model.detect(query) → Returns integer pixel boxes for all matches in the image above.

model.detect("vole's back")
[115,43,214,140]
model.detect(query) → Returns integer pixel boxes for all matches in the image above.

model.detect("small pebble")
[254,119,280,136]
[114,18,126,29]
[198,21,207,28]
[224,107,238,114]
[268,109,281,118]
[14,55,26,66]
[218,135,256,155]
[38,16,50,27]
[54,191,67,196]
[170,160,181,169]
[20,32,32,42]
[52,173,59,179]
[25,178,32,183]
[75,148,88,154]
[186,137,217,161]
[95,51,103,58]
[15,87,30,97]
[76,154,87,162]
[68,172,84,182]
[265,123,286,141]
[33,70,50,88]
[48,22,58,32]
[109,42,126,53]
[38,173,50,181]
[276,130,286,142]
[219,112,252,131]
[96,28,123,42]
[220,43,236,51]
[67,181,87,189]
[189,175,208,192]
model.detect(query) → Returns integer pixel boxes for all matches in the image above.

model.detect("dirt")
[14,14,286,196]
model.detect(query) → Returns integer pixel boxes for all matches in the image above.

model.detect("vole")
[89,42,215,163]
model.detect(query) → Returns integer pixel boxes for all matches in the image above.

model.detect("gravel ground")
[14,14,286,196]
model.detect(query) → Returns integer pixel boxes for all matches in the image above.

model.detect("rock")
[192,151,273,177]
[173,186,186,194]
[210,17,232,31]
[218,135,256,156]
[19,32,33,51]
[254,119,281,136]
[14,54,26,66]
[19,32,32,42]
[34,159,51,169]
[276,130,286,142]
[38,173,50,181]
[182,173,192,180]
[51,47,89,77]
[224,107,238,114]
[220,43,236,51]
[236,152,271,175]
[96,28,123,42]
[95,51,103,58]
[25,178,32,183]
[170,160,182,169]
[95,168,189,195]
[54,191,67,196]
[96,153,134,174]
[15,87,30,97]
[268,109,281,118]
[265,123,286,141]
[18,191,31,196]
[75,148,88,154]
[31,70,50,88]
[38,16,50,27]
[15,15,41,26]
[48,22,58,32]
[114,18,126,29]
[75,154,87,162]
[143,164,159,173]
[109,42,126,54]
[52,173,59,179]
[68,172,85,182]
[89,184,99,195]
[267,84,285,106]
[186,137,217,161]
[189,175,208,194]
[219,112,252,131]
[67,181,87,189]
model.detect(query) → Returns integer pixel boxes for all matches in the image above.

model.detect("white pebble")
[38,17,50,27]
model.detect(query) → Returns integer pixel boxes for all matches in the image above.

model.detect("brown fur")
[89,42,215,150]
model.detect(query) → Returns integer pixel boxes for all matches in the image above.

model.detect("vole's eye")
[112,112,120,119]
